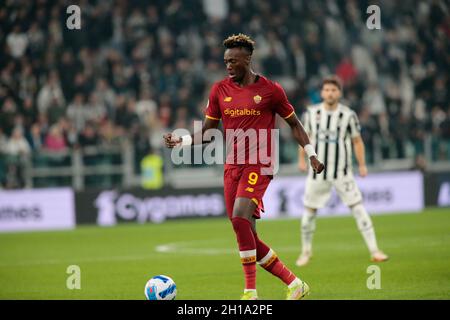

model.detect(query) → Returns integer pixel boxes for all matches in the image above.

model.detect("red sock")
[231,217,257,290]
[254,233,296,285]
[255,232,271,261]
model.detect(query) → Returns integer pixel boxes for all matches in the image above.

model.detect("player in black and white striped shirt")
[296,76,388,266]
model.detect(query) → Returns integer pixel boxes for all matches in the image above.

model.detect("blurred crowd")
[0,0,449,187]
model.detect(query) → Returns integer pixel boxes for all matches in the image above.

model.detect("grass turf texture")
[0,208,449,299]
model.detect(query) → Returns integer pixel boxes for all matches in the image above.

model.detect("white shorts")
[303,175,363,209]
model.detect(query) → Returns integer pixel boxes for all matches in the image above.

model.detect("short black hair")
[223,33,255,55]
[322,75,343,91]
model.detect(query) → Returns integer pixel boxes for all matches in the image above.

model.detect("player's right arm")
[164,84,221,148]
[163,117,219,148]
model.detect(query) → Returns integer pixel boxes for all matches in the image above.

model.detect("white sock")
[301,207,316,255]
[244,289,257,293]
[351,203,379,254]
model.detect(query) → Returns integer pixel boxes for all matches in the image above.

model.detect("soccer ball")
[144,275,177,300]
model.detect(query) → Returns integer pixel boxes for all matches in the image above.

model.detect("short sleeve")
[204,84,221,121]
[272,82,295,119]
[348,111,361,138]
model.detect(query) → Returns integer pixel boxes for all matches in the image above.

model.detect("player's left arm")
[284,113,324,174]
[352,135,367,177]
[349,112,367,177]
[273,82,324,174]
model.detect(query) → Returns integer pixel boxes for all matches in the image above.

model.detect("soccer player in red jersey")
[164,34,324,300]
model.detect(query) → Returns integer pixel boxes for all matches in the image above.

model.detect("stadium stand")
[0,0,448,189]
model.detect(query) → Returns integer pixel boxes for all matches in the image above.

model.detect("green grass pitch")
[0,208,449,299]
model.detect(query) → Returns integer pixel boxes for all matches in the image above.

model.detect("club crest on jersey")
[253,95,262,104]
[224,96,232,102]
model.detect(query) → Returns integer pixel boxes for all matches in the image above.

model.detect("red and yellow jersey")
[205,75,295,167]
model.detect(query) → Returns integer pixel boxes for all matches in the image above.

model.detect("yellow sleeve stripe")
[205,115,220,121]
[283,111,295,119]
[251,198,259,205]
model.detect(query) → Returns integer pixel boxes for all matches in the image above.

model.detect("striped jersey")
[303,103,361,181]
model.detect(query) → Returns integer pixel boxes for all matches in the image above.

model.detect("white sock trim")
[239,249,256,258]
[257,249,274,265]
[288,278,301,289]
[244,289,257,293]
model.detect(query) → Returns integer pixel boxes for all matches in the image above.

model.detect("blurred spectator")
[47,98,66,126]
[44,124,67,152]
[78,123,99,147]
[5,127,30,157]
[3,126,30,188]
[95,78,117,118]
[58,51,82,101]
[115,96,140,133]
[0,128,8,153]
[37,71,66,116]
[0,97,17,136]
[21,97,37,129]
[85,92,107,124]
[136,90,158,125]
[67,93,88,132]
[263,46,284,77]
[57,117,77,148]
[335,57,358,86]
[27,22,46,57]
[26,123,44,152]
[6,26,28,59]
[441,109,450,159]
[19,64,38,99]
[203,0,228,21]
[99,119,122,147]
[363,84,387,116]
[0,128,7,186]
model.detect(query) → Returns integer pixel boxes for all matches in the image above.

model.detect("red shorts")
[223,165,273,220]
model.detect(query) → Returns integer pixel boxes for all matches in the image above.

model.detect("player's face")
[321,84,341,105]
[224,48,251,82]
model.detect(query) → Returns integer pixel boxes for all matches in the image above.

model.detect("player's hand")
[163,133,181,148]
[298,160,307,172]
[310,156,325,174]
[359,165,368,177]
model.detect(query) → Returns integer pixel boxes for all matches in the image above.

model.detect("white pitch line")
[153,238,419,256]
[155,239,298,255]
[0,238,433,268]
